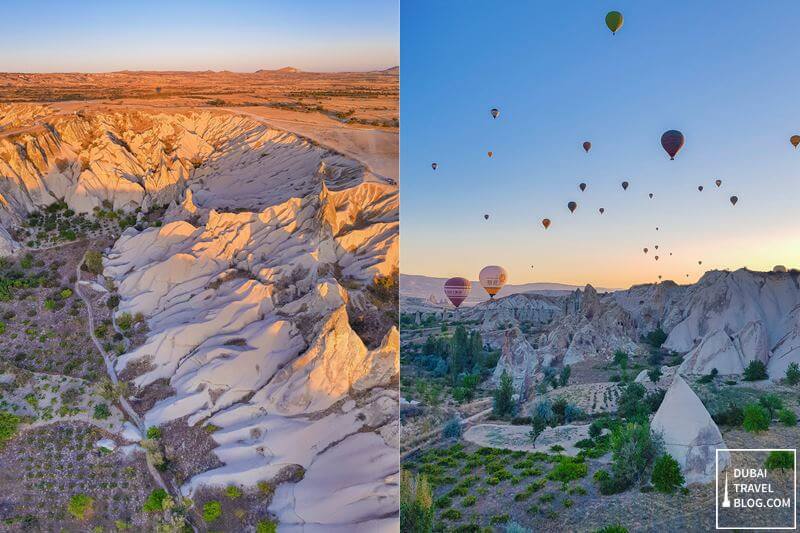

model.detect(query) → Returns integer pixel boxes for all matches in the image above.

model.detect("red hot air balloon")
[730,195,738,205]
[542,218,551,229]
[661,130,685,160]
[621,181,629,191]
[443,277,471,308]
[579,182,587,192]
[431,163,438,170]
[583,141,591,153]
[568,201,577,213]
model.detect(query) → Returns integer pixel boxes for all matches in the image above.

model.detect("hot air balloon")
[655,226,659,231]
[479,265,507,299]
[715,179,722,187]
[490,108,499,119]
[431,163,438,170]
[643,248,648,254]
[661,130,685,160]
[599,208,605,214]
[443,277,471,308]
[791,135,800,148]
[698,185,703,192]
[730,195,738,206]
[669,252,672,256]
[655,245,659,249]
[655,256,659,261]
[621,181,629,191]
[579,183,587,192]
[568,201,577,213]
[583,141,591,153]
[698,260,702,265]
[658,275,662,280]
[542,218,551,229]
[605,11,623,34]
[487,151,493,158]
[649,193,654,199]
[484,214,490,220]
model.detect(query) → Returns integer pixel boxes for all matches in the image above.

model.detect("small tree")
[559,365,572,387]
[778,408,797,427]
[651,454,684,493]
[142,489,169,513]
[764,451,794,471]
[785,362,800,386]
[613,350,629,370]
[400,470,433,533]
[743,360,768,381]
[647,367,662,383]
[758,394,783,418]
[84,250,104,275]
[742,403,770,432]
[529,414,548,444]
[493,371,515,418]
[202,501,222,523]
[442,418,462,439]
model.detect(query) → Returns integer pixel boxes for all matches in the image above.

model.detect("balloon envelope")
[487,151,493,158]
[605,11,623,34]
[542,218,551,229]
[583,141,591,153]
[491,108,499,119]
[479,265,508,299]
[715,179,722,187]
[621,181,629,190]
[730,195,738,205]
[579,183,587,192]
[484,214,490,220]
[698,186,703,192]
[649,193,654,199]
[661,130,685,160]
[599,208,605,214]
[443,277,471,308]
[568,201,577,213]
[431,163,437,170]
[791,135,800,148]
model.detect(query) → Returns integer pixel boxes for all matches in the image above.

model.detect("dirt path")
[401,406,493,460]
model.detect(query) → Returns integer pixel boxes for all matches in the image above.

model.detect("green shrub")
[93,403,111,420]
[742,403,770,433]
[712,403,744,427]
[442,417,461,439]
[202,501,222,523]
[647,368,662,383]
[743,360,768,381]
[645,328,667,348]
[786,362,800,385]
[400,471,433,532]
[146,426,162,439]
[84,251,104,275]
[0,412,19,447]
[778,409,797,426]
[547,457,588,482]
[764,451,794,471]
[441,508,461,520]
[610,422,662,487]
[256,520,278,533]
[226,485,243,499]
[651,454,684,493]
[759,394,784,417]
[67,494,94,520]
[142,489,169,513]
[493,371,516,418]
[594,525,628,533]
[462,495,476,507]
[434,495,451,509]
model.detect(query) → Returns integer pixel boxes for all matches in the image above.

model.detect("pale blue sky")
[401,1,800,288]
[0,1,398,72]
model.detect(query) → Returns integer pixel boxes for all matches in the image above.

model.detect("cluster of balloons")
[444,265,509,307]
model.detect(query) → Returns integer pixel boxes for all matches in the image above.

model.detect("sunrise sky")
[401,1,800,289]
[0,0,398,73]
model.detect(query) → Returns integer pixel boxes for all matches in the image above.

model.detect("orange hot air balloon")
[583,141,591,153]
[715,179,722,187]
[730,195,738,205]
[698,185,704,192]
[567,201,577,213]
[791,135,800,148]
[487,151,493,158]
[443,277,471,308]
[579,182,587,192]
[431,163,438,170]
[542,218,551,229]
[621,181,629,191]
[599,207,605,214]
[479,265,507,299]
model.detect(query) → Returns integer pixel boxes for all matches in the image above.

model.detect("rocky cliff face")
[1,108,399,531]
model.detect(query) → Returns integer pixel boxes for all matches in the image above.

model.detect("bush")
[493,371,516,417]
[442,418,462,439]
[647,367,662,383]
[645,328,667,348]
[610,422,663,487]
[589,421,603,439]
[778,409,797,426]
[400,471,433,532]
[759,394,784,417]
[202,501,222,523]
[651,454,684,493]
[742,403,770,433]
[142,489,169,513]
[594,525,628,533]
[441,508,462,520]
[764,451,794,471]
[67,494,94,520]
[712,403,744,427]
[84,250,104,275]
[93,403,111,420]
[146,426,162,439]
[226,485,243,499]
[547,457,588,482]
[256,520,278,533]
[0,411,21,446]
[743,360,768,381]
[786,362,800,385]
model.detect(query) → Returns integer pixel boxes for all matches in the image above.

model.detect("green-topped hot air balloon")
[606,11,623,34]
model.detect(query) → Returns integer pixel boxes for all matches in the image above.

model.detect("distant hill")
[380,66,399,74]
[400,273,616,306]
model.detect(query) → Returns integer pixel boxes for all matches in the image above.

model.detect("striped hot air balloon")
[443,277,472,308]
[661,130,685,160]
[479,265,507,299]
